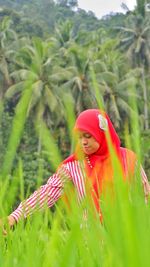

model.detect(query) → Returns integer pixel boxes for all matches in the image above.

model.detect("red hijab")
[63,109,125,214]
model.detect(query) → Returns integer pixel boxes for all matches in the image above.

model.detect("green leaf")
[10,69,38,82]
[44,86,58,112]
[5,82,25,99]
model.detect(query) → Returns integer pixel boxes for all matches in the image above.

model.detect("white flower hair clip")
[98,114,108,131]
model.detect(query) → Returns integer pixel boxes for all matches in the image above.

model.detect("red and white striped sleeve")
[10,164,72,222]
[140,165,150,203]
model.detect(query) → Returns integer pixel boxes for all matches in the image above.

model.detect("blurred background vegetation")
[0,0,150,201]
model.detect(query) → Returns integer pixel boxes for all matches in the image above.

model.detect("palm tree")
[54,20,75,47]
[60,44,97,114]
[117,14,150,68]
[4,36,81,157]
[0,17,18,97]
[49,21,98,113]
[1,37,65,177]
[92,40,139,129]
[5,37,62,126]
[116,3,150,129]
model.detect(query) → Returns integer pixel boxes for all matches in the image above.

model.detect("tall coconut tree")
[60,44,97,114]
[0,17,18,97]
[5,37,62,126]
[117,14,150,68]
[116,2,150,129]
[4,36,81,157]
[92,39,140,129]
[1,37,66,177]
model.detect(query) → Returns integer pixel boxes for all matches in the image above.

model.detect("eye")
[78,133,91,139]
[84,133,92,138]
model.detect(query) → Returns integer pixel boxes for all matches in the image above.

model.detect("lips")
[83,146,90,150]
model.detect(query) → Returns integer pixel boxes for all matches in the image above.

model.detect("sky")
[77,0,137,18]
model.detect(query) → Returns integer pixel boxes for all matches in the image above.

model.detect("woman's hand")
[0,215,16,235]
[0,218,8,235]
[7,215,16,227]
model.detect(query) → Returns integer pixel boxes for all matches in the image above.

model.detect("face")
[78,131,100,155]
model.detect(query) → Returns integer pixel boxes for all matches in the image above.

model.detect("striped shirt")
[10,156,150,222]
[10,161,86,222]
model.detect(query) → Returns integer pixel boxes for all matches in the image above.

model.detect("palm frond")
[10,70,38,82]
[5,82,25,99]
[44,85,58,112]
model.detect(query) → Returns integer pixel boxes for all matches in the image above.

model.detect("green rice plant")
[0,77,36,179]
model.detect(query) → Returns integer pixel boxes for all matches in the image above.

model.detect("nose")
[81,137,88,146]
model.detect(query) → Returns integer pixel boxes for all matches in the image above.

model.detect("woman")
[6,109,150,227]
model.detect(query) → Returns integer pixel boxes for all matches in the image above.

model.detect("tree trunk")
[141,67,149,130]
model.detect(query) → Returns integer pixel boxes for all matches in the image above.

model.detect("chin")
[84,150,93,155]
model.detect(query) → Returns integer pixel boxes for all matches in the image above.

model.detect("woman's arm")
[8,165,72,225]
[140,165,150,203]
